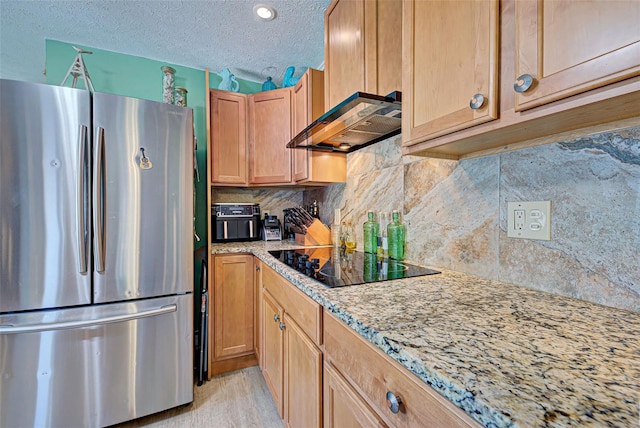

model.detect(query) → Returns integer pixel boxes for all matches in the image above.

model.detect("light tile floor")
[113,366,283,428]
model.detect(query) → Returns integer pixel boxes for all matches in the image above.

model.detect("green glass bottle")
[377,211,389,257]
[363,252,378,282]
[363,211,379,254]
[387,210,406,260]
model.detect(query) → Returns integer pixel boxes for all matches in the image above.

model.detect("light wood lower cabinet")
[259,264,323,428]
[323,310,480,428]
[256,263,479,428]
[208,254,257,377]
[324,361,386,428]
[261,289,284,417]
[254,258,263,364]
[284,314,323,428]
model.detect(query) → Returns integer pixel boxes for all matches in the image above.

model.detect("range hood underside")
[287,91,402,153]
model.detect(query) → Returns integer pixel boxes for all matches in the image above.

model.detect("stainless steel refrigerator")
[0,79,194,427]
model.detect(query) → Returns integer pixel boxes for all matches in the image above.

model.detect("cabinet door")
[254,258,262,364]
[292,70,312,182]
[284,314,323,428]
[402,0,499,146]
[213,255,254,360]
[325,0,367,110]
[261,290,284,418]
[324,0,402,110]
[515,0,640,111]
[210,90,248,185]
[248,88,292,185]
[292,69,347,185]
[324,362,387,428]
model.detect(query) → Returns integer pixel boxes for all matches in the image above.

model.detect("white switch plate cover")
[507,201,551,240]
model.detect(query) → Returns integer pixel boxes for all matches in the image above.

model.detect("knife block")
[295,219,332,246]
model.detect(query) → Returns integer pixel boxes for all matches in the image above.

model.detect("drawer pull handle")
[514,74,535,93]
[469,93,485,109]
[273,314,280,322]
[386,391,403,414]
[279,322,285,331]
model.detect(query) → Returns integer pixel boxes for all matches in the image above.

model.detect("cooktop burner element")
[268,247,440,288]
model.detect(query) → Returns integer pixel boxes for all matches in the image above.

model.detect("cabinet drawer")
[262,264,322,346]
[323,311,479,428]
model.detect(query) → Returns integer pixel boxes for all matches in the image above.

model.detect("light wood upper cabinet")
[207,69,343,188]
[210,90,248,185]
[402,0,499,145]
[324,0,402,110]
[209,254,256,377]
[515,0,640,111]
[292,68,347,184]
[403,0,640,159]
[249,88,293,185]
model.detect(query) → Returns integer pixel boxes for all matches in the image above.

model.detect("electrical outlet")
[507,201,551,240]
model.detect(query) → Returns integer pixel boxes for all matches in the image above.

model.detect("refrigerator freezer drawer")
[0,294,194,428]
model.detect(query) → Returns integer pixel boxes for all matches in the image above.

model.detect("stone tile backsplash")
[305,127,640,313]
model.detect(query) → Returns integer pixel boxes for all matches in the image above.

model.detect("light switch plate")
[507,201,551,240]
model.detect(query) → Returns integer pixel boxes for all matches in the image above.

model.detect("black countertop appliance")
[261,215,282,241]
[268,247,440,288]
[211,203,260,242]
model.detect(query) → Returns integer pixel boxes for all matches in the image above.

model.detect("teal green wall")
[46,39,263,253]
[45,40,262,252]
[46,39,210,252]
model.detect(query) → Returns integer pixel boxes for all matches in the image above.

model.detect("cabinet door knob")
[469,93,485,109]
[255,266,261,271]
[386,391,403,414]
[514,74,535,93]
[278,322,285,331]
[273,314,280,322]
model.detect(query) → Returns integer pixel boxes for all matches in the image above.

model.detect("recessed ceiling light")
[254,4,276,21]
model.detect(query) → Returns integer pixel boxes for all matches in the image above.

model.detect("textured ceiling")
[0,0,330,86]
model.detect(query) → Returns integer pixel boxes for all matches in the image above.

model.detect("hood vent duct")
[287,91,401,153]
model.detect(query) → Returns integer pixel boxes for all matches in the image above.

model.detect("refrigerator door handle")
[0,304,177,335]
[94,126,106,272]
[77,124,89,274]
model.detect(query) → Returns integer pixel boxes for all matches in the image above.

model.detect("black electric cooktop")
[268,247,440,288]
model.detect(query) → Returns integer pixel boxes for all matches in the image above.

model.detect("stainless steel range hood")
[287,91,401,153]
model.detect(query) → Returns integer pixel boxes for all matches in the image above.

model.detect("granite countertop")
[211,241,640,428]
